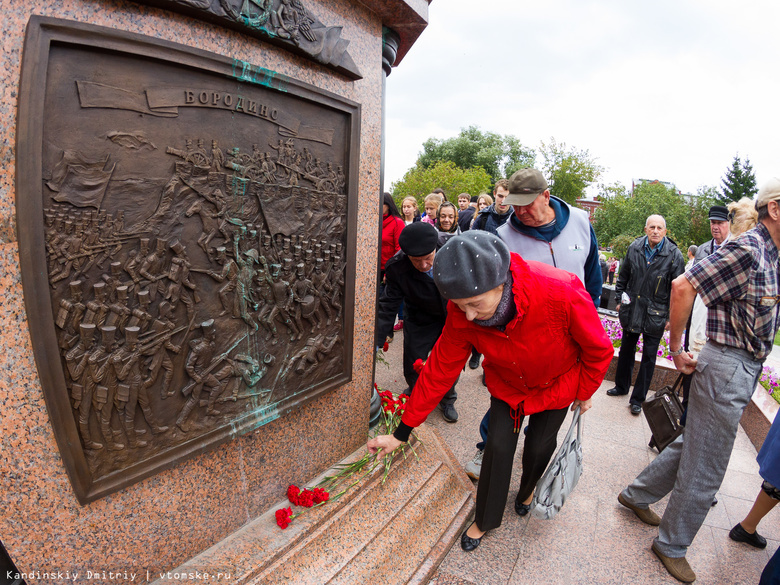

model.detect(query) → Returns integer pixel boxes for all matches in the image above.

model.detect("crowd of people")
[372,171,780,584]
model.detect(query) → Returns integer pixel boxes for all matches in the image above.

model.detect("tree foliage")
[416,125,535,184]
[389,161,493,206]
[593,181,719,255]
[721,154,758,203]
[538,138,604,206]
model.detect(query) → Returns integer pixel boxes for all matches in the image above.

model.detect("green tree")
[417,125,535,184]
[593,181,716,253]
[689,186,723,245]
[721,154,758,203]
[390,161,493,206]
[538,138,604,205]
[609,234,634,262]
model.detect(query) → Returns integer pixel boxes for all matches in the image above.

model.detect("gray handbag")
[530,407,583,520]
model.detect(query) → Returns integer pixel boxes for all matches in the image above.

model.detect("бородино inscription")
[17,17,359,503]
[129,0,362,79]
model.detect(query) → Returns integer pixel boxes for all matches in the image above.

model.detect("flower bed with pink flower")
[602,316,780,406]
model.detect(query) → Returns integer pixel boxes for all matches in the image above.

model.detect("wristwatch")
[669,346,685,357]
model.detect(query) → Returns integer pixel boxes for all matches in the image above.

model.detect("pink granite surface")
[0,1,426,582]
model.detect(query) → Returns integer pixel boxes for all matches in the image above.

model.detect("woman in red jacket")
[369,231,613,551]
[380,193,407,334]
[380,193,406,279]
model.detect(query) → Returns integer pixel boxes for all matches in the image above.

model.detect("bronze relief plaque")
[128,0,362,79]
[17,16,359,504]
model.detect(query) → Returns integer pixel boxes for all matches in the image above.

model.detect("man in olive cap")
[369,231,612,551]
[375,222,458,422]
[463,167,603,480]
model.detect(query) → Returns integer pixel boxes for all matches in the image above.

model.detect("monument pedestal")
[152,424,475,585]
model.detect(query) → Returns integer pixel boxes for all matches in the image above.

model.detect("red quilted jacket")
[401,254,613,427]
[381,214,405,271]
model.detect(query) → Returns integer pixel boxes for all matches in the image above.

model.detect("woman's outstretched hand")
[367,434,402,458]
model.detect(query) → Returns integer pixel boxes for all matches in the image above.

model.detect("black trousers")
[614,329,662,406]
[475,396,568,531]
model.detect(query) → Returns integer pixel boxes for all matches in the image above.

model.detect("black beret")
[399,222,438,257]
[708,205,728,222]
[433,231,511,299]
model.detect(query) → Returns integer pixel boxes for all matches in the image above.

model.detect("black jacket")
[615,236,685,336]
[457,207,475,232]
[374,251,448,348]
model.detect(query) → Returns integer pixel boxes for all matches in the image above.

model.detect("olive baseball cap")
[504,168,548,206]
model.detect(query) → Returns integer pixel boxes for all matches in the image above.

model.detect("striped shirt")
[686,222,780,360]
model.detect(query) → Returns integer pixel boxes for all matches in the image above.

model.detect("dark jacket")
[615,236,685,336]
[457,207,475,232]
[375,251,448,348]
[472,204,513,235]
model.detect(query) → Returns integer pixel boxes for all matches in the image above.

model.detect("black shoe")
[515,501,531,516]
[711,496,718,507]
[439,403,459,423]
[630,404,642,415]
[607,387,628,396]
[729,523,767,549]
[469,353,480,369]
[460,528,483,551]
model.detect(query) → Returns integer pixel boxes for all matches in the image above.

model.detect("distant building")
[575,198,602,224]
[631,178,679,194]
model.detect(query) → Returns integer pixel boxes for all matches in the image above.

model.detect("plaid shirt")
[686,222,780,360]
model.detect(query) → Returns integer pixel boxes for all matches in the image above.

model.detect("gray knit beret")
[433,231,511,299]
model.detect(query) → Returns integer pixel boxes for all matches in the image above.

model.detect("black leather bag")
[643,374,684,452]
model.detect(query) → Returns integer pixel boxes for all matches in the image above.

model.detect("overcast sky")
[384,0,780,198]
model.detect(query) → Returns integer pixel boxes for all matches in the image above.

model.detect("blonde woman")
[471,194,493,228]
[421,192,444,226]
[727,197,758,237]
[400,196,421,225]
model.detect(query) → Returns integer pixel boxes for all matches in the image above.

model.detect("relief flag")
[47,150,115,209]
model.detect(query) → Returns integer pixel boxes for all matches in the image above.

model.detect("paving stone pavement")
[375,330,779,585]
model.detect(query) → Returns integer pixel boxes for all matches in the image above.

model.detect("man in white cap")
[617,177,780,583]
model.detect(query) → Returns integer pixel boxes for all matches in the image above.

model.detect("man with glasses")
[617,178,780,583]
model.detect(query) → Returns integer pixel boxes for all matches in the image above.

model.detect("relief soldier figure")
[142,301,182,400]
[115,326,168,441]
[66,323,103,450]
[177,320,223,430]
[56,280,86,351]
[83,282,110,328]
[138,237,169,301]
[208,246,239,317]
[88,326,125,451]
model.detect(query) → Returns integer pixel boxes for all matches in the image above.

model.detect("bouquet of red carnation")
[274,384,419,530]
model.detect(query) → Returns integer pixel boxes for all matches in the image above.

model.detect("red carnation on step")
[275,507,293,529]
[312,487,330,504]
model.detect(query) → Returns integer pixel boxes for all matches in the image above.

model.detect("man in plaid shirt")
[617,177,780,584]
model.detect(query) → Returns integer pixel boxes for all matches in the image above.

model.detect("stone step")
[151,424,474,585]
